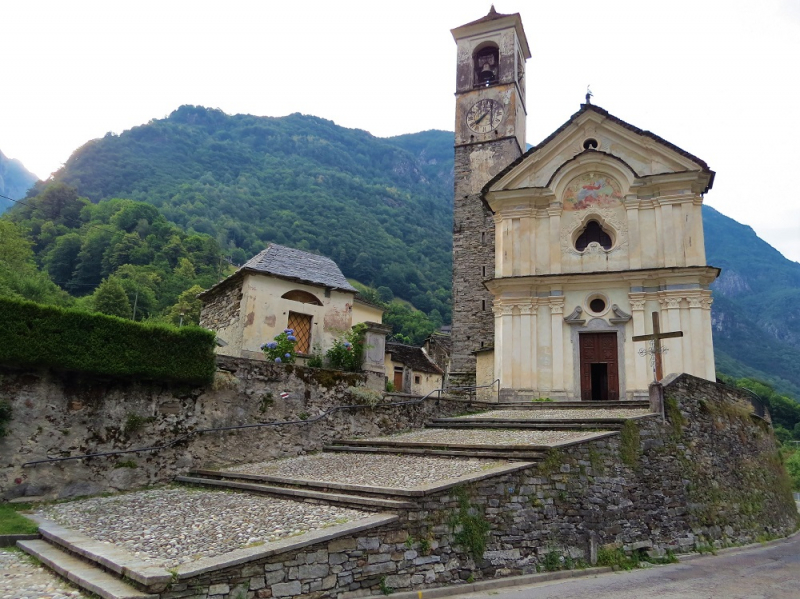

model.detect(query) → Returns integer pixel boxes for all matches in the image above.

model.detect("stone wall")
[199,278,243,333]
[166,374,798,599]
[450,139,521,385]
[0,356,476,502]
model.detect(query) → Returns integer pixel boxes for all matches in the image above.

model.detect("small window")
[482,266,486,277]
[287,311,312,353]
[583,138,599,150]
[474,46,499,86]
[575,220,613,251]
[414,375,421,385]
[590,298,606,313]
[281,290,322,305]
[481,299,486,311]
[481,231,486,243]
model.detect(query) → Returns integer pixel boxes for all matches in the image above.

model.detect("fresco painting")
[563,174,623,211]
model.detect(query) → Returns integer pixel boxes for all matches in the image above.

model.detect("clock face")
[466,99,504,134]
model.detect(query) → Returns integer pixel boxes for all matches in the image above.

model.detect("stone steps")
[428,418,627,430]
[493,400,651,409]
[175,475,417,510]
[16,539,158,599]
[188,468,423,499]
[325,440,547,460]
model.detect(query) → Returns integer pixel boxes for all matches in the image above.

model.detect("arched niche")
[281,290,323,306]
[473,43,499,86]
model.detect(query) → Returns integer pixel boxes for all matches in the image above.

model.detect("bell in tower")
[474,46,499,86]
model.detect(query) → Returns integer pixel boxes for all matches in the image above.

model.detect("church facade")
[451,9,719,401]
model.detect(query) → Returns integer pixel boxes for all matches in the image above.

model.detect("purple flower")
[287,335,297,342]
[266,341,278,349]
[284,328,294,334]
[284,353,291,358]
[275,357,282,363]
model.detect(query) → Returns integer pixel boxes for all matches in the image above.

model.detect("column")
[512,304,522,388]
[519,214,532,275]
[548,204,562,274]
[519,302,534,389]
[687,295,705,377]
[493,214,503,278]
[512,219,521,276]
[660,296,683,375]
[537,302,552,392]
[549,297,565,393]
[700,293,715,381]
[500,304,515,386]
[629,294,647,388]
[625,196,642,270]
[660,202,676,267]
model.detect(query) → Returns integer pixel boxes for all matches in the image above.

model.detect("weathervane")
[585,85,593,105]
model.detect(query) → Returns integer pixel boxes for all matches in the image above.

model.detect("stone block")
[299,563,329,579]
[208,584,230,596]
[384,574,411,588]
[367,553,390,564]
[250,576,266,590]
[357,537,380,550]
[328,537,357,552]
[271,580,302,597]
[329,552,348,565]
[363,561,397,575]
[265,569,286,585]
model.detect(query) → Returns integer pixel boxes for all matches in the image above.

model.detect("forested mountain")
[40,105,454,324]
[0,149,38,212]
[29,105,800,397]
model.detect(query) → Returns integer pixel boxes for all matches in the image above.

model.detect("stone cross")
[632,312,683,382]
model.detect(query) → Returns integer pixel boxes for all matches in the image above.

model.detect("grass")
[0,503,39,535]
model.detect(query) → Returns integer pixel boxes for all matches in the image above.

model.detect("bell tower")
[449,7,530,387]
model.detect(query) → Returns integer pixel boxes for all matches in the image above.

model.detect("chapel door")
[579,332,619,401]
[393,367,404,392]
[287,312,312,354]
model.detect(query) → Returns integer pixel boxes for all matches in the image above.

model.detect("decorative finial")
[585,85,593,105]
[488,5,497,16]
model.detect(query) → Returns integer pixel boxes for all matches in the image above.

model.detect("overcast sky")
[3,0,799,262]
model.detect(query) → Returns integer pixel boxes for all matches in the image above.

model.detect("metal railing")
[22,380,499,467]
[717,380,770,421]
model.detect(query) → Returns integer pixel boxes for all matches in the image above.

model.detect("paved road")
[462,534,800,599]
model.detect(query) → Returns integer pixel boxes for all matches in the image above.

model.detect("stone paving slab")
[0,547,89,599]
[355,428,615,448]
[35,487,372,569]
[452,408,652,420]
[226,453,507,491]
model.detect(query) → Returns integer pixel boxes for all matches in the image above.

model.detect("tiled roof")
[386,342,443,375]
[241,244,356,291]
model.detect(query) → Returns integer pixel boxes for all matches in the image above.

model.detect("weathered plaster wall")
[0,357,474,502]
[159,375,798,599]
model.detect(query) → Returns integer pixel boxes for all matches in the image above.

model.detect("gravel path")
[455,408,650,420]
[0,548,88,599]
[37,487,368,568]
[359,428,611,446]
[228,453,505,489]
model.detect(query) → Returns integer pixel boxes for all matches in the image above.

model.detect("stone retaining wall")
[166,374,798,598]
[0,356,477,502]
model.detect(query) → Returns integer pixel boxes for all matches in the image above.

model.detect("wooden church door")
[579,333,619,401]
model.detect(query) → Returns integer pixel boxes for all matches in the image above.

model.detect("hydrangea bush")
[261,329,297,364]
[326,323,367,372]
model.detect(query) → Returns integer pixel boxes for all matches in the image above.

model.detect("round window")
[589,298,606,313]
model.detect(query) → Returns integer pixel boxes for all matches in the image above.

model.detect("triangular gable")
[484,104,715,196]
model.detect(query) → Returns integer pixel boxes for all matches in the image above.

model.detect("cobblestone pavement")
[228,453,505,489]
[455,408,651,420]
[37,487,369,568]
[0,548,88,599]
[359,428,611,446]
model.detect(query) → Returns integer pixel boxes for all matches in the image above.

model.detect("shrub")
[261,329,297,364]
[326,323,367,372]
[0,400,11,437]
[0,297,216,384]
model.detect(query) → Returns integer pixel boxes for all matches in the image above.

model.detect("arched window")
[281,290,323,305]
[474,46,499,86]
[575,220,613,251]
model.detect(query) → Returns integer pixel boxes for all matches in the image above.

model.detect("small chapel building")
[198,243,384,360]
[450,8,719,401]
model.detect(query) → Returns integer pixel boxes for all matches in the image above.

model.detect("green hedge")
[0,297,216,385]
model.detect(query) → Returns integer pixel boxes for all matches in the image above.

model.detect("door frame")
[570,318,627,401]
[579,331,619,401]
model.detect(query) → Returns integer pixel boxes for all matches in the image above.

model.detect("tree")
[45,233,82,287]
[92,277,132,318]
[166,284,204,326]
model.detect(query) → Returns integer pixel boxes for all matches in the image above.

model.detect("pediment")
[485,104,714,198]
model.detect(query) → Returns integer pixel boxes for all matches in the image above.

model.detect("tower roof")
[451,6,531,59]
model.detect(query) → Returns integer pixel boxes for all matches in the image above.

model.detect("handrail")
[22,379,499,467]
[717,380,770,421]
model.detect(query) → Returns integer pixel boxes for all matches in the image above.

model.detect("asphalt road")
[461,533,800,599]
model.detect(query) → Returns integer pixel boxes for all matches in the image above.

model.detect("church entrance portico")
[579,332,619,401]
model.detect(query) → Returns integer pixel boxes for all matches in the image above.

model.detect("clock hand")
[475,111,489,124]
